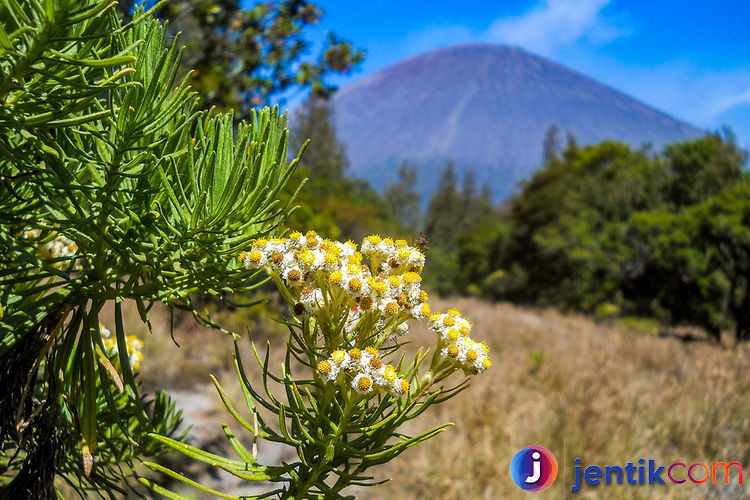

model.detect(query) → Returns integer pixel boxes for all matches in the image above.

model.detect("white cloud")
[401,0,624,59]
[392,1,750,143]
[486,0,619,56]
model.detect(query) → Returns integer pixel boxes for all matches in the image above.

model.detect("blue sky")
[308,0,750,147]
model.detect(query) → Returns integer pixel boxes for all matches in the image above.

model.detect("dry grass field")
[121,297,750,499]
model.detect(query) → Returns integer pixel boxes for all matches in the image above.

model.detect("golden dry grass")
[129,298,750,499]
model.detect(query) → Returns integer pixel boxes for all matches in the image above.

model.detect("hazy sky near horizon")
[307,0,750,147]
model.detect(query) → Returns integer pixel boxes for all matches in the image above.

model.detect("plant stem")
[292,392,354,498]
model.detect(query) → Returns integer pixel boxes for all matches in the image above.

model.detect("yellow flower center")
[252,238,268,248]
[332,350,346,364]
[400,380,410,395]
[317,360,332,376]
[370,357,382,369]
[357,376,373,391]
[482,357,493,369]
[402,272,421,284]
[287,269,302,282]
[248,250,262,264]
[384,366,397,383]
[447,345,459,358]
[329,271,343,285]
[443,316,456,327]
[384,302,399,316]
[447,329,459,342]
[289,231,302,240]
[271,252,284,265]
[419,303,431,316]
[466,349,478,362]
[348,278,363,293]
[349,348,362,361]
[370,279,388,296]
[365,347,378,356]
[324,251,339,265]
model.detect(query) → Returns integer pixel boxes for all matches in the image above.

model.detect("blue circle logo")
[510,445,558,492]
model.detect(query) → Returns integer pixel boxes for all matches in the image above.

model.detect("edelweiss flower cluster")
[241,232,431,333]
[100,323,144,371]
[430,310,491,374]
[241,231,490,396]
[317,347,409,397]
[22,230,83,269]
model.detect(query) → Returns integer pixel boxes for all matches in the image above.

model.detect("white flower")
[395,322,409,335]
[352,373,374,394]
[281,265,304,285]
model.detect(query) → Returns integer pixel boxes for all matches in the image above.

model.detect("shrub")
[0,0,302,495]
[144,232,492,497]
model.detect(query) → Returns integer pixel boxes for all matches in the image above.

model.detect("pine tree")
[384,162,421,230]
[478,182,494,214]
[425,164,464,249]
[543,124,561,163]
[291,97,348,187]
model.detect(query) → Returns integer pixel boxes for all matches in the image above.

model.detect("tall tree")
[286,97,396,241]
[118,0,364,119]
[384,162,421,230]
[478,182,493,214]
[663,132,746,207]
[291,97,348,186]
[425,164,464,249]
[542,124,561,163]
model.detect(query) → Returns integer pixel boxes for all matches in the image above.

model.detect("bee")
[411,232,430,252]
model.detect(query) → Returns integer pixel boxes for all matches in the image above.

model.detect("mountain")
[329,44,703,200]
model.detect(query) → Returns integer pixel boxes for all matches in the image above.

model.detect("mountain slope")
[330,44,702,199]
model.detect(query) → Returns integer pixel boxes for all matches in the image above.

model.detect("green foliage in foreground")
[142,232,490,498]
[457,133,750,342]
[0,0,302,495]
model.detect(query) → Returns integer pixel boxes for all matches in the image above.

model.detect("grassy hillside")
[124,298,750,499]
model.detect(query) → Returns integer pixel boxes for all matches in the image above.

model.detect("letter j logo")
[511,446,558,492]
